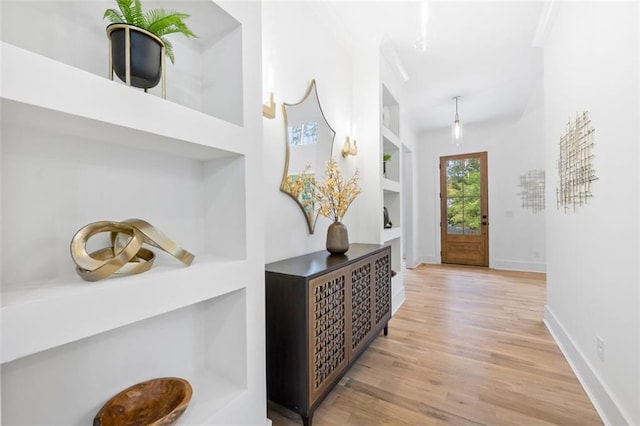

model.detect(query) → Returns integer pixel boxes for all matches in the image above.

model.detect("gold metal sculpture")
[518,169,545,213]
[70,219,194,282]
[556,111,597,212]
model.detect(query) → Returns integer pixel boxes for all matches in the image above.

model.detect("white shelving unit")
[353,41,406,315]
[1,1,265,424]
[381,83,403,302]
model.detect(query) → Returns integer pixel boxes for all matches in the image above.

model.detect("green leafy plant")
[383,153,392,162]
[104,0,197,63]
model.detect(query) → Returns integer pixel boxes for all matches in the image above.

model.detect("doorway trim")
[439,151,489,266]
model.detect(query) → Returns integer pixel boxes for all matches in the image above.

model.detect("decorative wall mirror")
[281,80,336,234]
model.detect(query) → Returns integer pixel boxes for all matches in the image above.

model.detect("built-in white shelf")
[2,1,244,125]
[380,78,403,311]
[2,289,248,425]
[382,127,401,150]
[383,178,401,193]
[391,273,403,312]
[0,1,264,422]
[383,190,401,232]
[391,273,402,287]
[382,227,401,242]
[387,237,402,272]
[1,256,247,363]
[382,132,401,183]
[1,43,245,161]
[1,44,251,365]
[0,3,257,422]
[382,85,400,138]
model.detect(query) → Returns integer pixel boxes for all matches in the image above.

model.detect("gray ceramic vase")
[326,221,349,255]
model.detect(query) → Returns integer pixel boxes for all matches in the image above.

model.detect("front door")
[440,152,489,266]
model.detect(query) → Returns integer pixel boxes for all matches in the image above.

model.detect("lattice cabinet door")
[348,258,373,359]
[308,268,349,405]
[372,249,391,330]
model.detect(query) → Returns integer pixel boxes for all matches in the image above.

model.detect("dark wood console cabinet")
[265,244,392,426]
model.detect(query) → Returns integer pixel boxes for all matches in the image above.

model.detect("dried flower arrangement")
[315,159,361,222]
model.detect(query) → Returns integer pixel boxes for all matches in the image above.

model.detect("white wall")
[415,76,546,272]
[543,2,639,425]
[262,2,357,263]
[351,39,382,247]
[638,3,640,418]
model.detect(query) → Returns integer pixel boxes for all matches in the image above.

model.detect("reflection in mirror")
[281,80,336,234]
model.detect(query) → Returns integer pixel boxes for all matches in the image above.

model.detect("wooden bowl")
[94,377,193,426]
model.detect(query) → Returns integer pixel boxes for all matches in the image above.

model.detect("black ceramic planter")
[106,23,164,90]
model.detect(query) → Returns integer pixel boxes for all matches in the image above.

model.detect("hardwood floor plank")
[267,264,602,425]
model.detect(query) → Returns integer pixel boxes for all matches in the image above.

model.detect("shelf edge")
[1,42,246,159]
[1,259,248,364]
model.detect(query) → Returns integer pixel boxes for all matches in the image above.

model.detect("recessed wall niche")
[1,0,244,125]
[1,289,247,425]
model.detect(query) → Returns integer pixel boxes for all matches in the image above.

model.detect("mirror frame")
[280,79,336,234]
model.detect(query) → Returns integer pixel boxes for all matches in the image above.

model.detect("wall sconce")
[263,92,276,119]
[263,62,276,119]
[341,136,358,158]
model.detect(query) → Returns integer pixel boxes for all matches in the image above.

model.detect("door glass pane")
[462,158,480,196]
[462,196,481,234]
[446,198,463,234]
[446,158,482,235]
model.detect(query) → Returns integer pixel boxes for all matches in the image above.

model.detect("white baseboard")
[492,259,546,273]
[413,257,545,274]
[416,255,439,265]
[405,258,420,269]
[544,306,632,426]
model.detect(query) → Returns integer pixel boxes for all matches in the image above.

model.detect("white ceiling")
[316,1,546,133]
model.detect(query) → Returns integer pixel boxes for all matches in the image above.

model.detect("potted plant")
[104,0,197,92]
[383,153,392,178]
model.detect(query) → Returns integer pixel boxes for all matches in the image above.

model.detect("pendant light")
[451,96,463,146]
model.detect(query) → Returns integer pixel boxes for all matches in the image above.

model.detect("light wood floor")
[267,264,602,426]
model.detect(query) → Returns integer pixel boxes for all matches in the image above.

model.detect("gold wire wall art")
[518,169,545,213]
[556,111,597,212]
[70,218,194,282]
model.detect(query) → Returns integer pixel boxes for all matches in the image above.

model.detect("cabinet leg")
[302,413,313,426]
[384,324,388,336]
